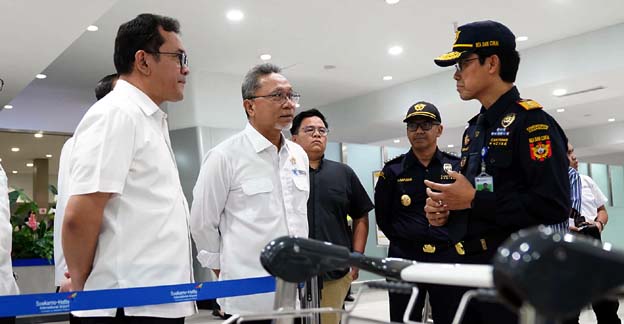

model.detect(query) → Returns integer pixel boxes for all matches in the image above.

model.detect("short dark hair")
[94,74,118,100]
[476,49,520,83]
[290,109,329,136]
[114,13,180,75]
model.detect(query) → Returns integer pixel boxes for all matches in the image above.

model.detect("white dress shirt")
[0,163,19,296]
[580,174,608,220]
[190,123,309,315]
[54,137,73,286]
[68,80,196,318]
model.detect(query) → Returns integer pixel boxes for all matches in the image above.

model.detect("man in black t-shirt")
[291,109,373,324]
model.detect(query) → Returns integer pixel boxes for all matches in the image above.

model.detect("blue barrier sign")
[0,276,275,317]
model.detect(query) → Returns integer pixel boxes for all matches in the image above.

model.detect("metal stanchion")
[300,276,320,324]
[274,278,299,324]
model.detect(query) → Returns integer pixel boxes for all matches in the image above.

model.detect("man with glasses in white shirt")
[190,63,309,321]
[63,13,195,323]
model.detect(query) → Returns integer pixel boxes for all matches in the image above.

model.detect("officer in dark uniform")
[424,21,570,323]
[375,101,466,324]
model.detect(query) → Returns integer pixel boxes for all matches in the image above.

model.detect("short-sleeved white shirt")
[190,123,309,315]
[0,163,19,296]
[68,80,196,318]
[580,174,608,220]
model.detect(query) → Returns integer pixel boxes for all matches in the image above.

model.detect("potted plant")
[8,186,56,293]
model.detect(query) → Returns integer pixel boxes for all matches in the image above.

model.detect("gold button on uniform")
[400,194,411,206]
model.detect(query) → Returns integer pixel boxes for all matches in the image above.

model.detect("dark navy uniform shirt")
[375,148,462,245]
[308,158,374,280]
[460,86,570,241]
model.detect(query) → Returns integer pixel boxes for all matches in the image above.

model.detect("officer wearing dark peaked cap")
[375,101,466,324]
[424,20,570,323]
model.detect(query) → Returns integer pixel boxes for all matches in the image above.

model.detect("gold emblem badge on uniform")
[400,194,411,206]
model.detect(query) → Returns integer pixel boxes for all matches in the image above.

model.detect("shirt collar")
[403,148,443,169]
[114,79,163,117]
[482,86,521,127]
[244,123,288,154]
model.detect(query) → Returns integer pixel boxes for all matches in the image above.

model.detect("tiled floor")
[36,288,622,324]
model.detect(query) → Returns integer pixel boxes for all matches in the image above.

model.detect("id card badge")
[475,146,494,192]
[475,173,494,192]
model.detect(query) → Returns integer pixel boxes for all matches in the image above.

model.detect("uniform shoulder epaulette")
[517,99,543,111]
[384,154,404,165]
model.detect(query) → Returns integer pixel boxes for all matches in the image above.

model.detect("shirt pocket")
[242,178,274,196]
[292,176,309,192]
[488,149,513,169]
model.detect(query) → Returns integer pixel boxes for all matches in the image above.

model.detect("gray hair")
[241,63,282,99]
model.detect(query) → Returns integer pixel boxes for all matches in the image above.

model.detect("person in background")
[0,162,19,324]
[291,108,372,324]
[565,143,621,324]
[375,101,464,324]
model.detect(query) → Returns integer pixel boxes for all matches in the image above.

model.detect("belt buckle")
[454,242,465,255]
[423,244,436,253]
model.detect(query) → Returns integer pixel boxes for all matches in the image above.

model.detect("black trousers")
[78,308,184,324]
[387,243,467,324]
[0,317,15,324]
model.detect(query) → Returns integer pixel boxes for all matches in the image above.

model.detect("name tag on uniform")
[292,169,307,176]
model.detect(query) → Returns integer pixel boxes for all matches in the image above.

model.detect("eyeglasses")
[247,92,301,105]
[301,126,329,137]
[406,120,440,131]
[146,51,189,68]
[454,57,479,73]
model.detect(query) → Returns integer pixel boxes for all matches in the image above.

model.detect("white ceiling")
[1,0,624,160]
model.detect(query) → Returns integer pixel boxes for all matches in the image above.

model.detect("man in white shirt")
[62,14,195,323]
[566,144,620,324]
[190,63,309,318]
[55,73,118,295]
[0,163,19,324]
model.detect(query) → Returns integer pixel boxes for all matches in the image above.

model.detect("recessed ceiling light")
[46,154,52,158]
[393,139,401,143]
[0,158,2,162]
[259,54,272,61]
[388,46,403,56]
[3,105,13,109]
[516,36,529,42]
[447,144,455,148]
[383,76,393,81]
[11,147,19,152]
[226,9,244,22]
[12,170,18,174]
[26,163,34,167]
[608,118,616,122]
[386,0,400,4]
[86,25,99,32]
[552,88,567,96]
[35,74,47,79]
[295,104,301,108]
[556,108,565,113]
[34,132,43,138]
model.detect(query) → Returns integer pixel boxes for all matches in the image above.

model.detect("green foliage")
[9,188,55,261]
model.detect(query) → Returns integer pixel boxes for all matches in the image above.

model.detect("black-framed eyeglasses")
[301,126,329,137]
[246,92,301,105]
[454,57,479,73]
[146,51,189,68]
[407,120,440,131]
